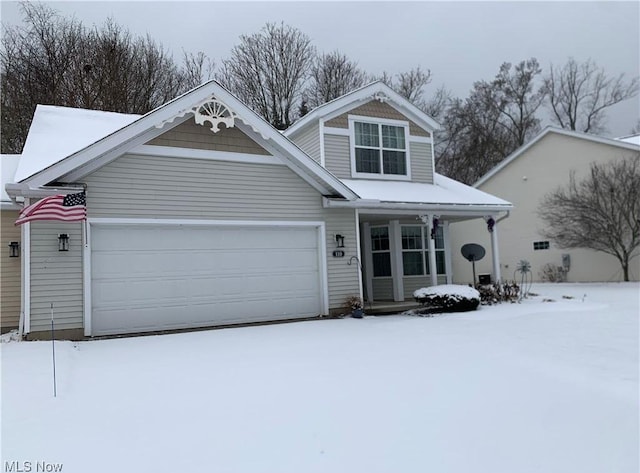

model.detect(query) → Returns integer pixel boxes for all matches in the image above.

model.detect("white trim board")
[128,144,284,166]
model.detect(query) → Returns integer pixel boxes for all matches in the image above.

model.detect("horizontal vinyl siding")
[323,135,351,179]
[372,278,393,301]
[1,210,21,331]
[84,154,359,310]
[148,118,270,155]
[410,142,434,184]
[290,123,321,164]
[30,221,83,331]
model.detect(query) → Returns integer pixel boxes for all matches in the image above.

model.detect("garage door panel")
[91,224,323,336]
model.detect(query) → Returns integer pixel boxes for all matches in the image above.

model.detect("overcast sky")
[1,1,638,137]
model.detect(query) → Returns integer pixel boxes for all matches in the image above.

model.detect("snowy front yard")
[1,283,638,473]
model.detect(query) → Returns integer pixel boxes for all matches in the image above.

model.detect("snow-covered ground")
[1,283,638,472]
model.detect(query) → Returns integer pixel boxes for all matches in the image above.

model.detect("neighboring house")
[5,81,511,339]
[1,154,22,333]
[450,127,640,284]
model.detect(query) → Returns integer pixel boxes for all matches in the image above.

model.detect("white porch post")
[362,222,374,302]
[420,215,438,287]
[389,220,404,301]
[488,216,502,283]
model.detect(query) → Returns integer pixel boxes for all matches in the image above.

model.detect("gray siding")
[325,100,430,137]
[324,135,351,179]
[290,123,321,164]
[30,221,83,331]
[84,154,359,311]
[1,210,21,331]
[372,278,393,301]
[410,142,434,184]
[148,119,270,155]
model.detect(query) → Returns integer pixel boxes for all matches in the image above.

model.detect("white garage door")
[91,223,323,336]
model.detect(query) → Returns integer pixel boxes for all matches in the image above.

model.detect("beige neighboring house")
[450,127,640,284]
[1,154,22,333]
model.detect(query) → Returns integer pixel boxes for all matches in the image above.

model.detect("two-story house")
[4,80,511,339]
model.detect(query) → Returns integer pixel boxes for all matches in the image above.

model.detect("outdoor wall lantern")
[335,234,345,248]
[58,233,70,252]
[8,241,20,258]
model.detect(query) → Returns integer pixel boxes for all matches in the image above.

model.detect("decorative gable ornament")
[155,95,271,140]
[372,91,390,103]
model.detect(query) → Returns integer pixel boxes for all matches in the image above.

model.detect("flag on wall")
[15,192,86,226]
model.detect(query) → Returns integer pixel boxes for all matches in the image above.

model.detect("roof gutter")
[323,197,513,214]
[5,182,86,206]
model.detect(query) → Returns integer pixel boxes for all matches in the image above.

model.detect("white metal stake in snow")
[51,303,57,398]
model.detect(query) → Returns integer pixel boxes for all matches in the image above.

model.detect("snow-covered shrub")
[476,282,520,305]
[413,284,480,313]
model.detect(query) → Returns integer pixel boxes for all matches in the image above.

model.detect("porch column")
[420,215,438,287]
[389,220,404,301]
[487,216,502,283]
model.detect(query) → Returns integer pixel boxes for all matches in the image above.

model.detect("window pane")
[356,148,380,173]
[371,227,389,251]
[401,226,422,250]
[373,252,392,277]
[381,125,405,149]
[436,251,446,274]
[355,122,379,147]
[403,252,423,276]
[382,150,406,175]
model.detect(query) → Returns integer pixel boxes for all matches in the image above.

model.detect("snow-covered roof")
[616,134,640,145]
[1,154,20,203]
[15,105,141,182]
[341,174,511,208]
[475,127,640,188]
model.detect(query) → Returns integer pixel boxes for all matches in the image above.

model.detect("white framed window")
[370,226,392,277]
[401,225,446,276]
[349,116,411,180]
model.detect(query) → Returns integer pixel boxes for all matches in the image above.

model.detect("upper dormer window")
[350,116,411,180]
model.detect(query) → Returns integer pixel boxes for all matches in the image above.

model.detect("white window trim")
[400,224,446,277]
[370,224,392,279]
[348,115,412,181]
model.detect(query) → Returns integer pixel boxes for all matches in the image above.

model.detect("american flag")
[15,192,86,226]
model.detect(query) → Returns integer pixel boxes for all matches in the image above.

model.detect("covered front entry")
[89,221,324,336]
[359,212,502,302]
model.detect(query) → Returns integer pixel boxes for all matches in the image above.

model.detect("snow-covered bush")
[476,282,520,305]
[413,284,480,313]
[540,263,567,282]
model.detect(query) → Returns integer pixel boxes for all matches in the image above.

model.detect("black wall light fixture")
[58,233,69,251]
[335,234,345,248]
[8,241,20,258]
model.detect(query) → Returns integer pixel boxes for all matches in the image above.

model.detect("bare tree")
[218,22,314,130]
[492,58,545,146]
[542,58,639,134]
[436,59,544,184]
[1,3,190,153]
[538,155,640,281]
[376,67,432,107]
[305,50,367,109]
[181,51,215,90]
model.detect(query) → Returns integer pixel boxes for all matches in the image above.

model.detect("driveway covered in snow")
[1,283,638,473]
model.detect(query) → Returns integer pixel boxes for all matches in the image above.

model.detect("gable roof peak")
[285,80,440,136]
